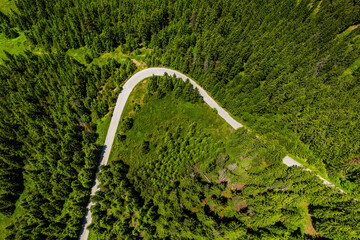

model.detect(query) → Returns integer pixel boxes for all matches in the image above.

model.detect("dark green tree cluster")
[0,114,23,215]
[146,74,203,104]
[0,51,135,239]
[9,0,169,53]
[89,160,158,239]
[0,11,19,38]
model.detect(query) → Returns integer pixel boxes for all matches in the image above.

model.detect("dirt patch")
[215,60,221,69]
[201,197,209,207]
[233,197,247,212]
[84,122,93,132]
[131,59,143,67]
[348,24,360,31]
[301,202,318,237]
[227,182,246,191]
[216,179,229,184]
[348,156,360,165]
[191,208,198,213]
[98,85,104,94]
[101,52,112,58]
[221,189,232,199]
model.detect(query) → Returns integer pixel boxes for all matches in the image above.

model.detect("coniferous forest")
[0,0,359,239]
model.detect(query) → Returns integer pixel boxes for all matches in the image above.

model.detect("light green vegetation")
[337,24,360,40]
[66,47,92,64]
[0,0,16,15]
[95,114,112,145]
[109,77,232,166]
[0,32,28,64]
[0,180,35,239]
[0,196,24,239]
[340,56,360,79]
[88,231,99,240]
[67,46,151,67]
[0,0,24,64]
[312,0,322,15]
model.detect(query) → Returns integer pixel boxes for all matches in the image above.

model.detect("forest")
[89,75,360,239]
[0,0,359,239]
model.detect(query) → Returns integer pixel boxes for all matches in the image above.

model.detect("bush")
[121,117,134,131]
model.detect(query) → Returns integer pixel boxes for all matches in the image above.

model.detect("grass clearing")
[0,182,31,239]
[0,0,17,15]
[88,231,99,240]
[66,47,92,64]
[300,202,318,237]
[123,82,231,141]
[0,32,29,64]
[67,46,151,67]
[340,56,360,80]
[107,75,234,169]
[95,113,112,145]
[0,31,48,65]
[337,24,360,40]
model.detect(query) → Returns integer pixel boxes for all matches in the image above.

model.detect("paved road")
[282,156,344,192]
[79,67,243,239]
[78,67,340,240]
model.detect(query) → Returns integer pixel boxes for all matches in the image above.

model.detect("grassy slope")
[0,0,25,64]
[0,32,29,64]
[0,0,15,15]
[0,194,25,240]
[108,79,232,166]
[95,113,112,146]
[67,46,151,67]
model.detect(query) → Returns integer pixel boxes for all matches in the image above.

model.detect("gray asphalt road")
[282,156,343,192]
[79,67,243,239]
[78,67,340,240]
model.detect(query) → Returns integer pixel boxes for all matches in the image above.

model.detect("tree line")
[0,50,136,238]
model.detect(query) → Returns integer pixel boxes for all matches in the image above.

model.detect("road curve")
[79,67,341,240]
[79,67,243,240]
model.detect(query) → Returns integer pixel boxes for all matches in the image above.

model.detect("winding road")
[78,67,340,240]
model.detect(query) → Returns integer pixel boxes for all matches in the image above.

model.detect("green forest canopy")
[0,0,359,239]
